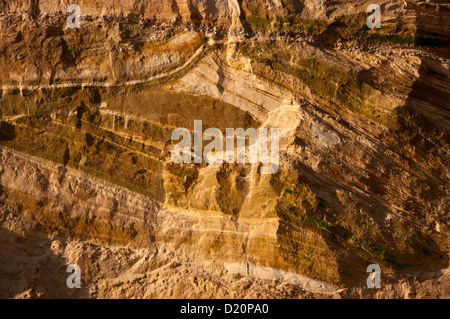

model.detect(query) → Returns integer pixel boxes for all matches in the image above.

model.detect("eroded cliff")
[0,0,449,298]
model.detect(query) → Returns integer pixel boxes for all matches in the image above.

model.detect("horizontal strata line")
[157,225,333,255]
[0,145,162,206]
[161,205,279,223]
[2,108,174,148]
[47,120,164,164]
[1,44,206,91]
[223,262,340,293]
[9,121,165,184]
[97,109,180,130]
[156,226,277,239]
[80,122,165,153]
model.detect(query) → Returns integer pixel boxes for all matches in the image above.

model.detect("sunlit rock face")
[0,0,449,299]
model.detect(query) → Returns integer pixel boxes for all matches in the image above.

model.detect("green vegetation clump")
[238,42,391,126]
[272,168,448,282]
[280,184,317,218]
[244,16,328,34]
[274,175,342,285]
[356,32,415,45]
[354,30,449,48]
[350,236,386,257]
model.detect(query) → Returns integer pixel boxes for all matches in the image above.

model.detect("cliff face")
[1,0,449,34]
[0,0,449,298]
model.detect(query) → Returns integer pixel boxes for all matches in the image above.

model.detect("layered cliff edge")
[0,0,449,298]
